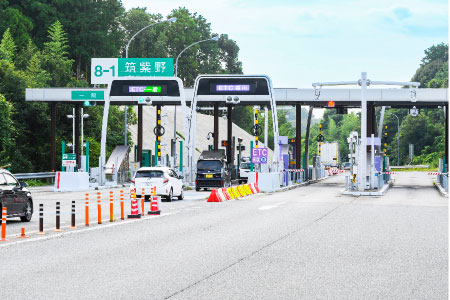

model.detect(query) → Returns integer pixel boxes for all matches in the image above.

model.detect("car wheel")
[178,189,184,200]
[20,199,32,222]
[166,188,173,202]
[195,187,200,192]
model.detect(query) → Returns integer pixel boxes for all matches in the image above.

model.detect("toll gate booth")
[98,77,188,185]
[185,75,280,185]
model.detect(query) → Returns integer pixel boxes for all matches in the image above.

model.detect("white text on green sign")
[90,58,173,84]
[71,91,104,100]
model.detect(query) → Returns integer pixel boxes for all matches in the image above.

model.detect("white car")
[238,162,251,184]
[130,167,184,202]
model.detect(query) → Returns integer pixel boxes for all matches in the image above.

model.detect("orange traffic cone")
[148,196,161,215]
[207,189,221,202]
[128,194,141,219]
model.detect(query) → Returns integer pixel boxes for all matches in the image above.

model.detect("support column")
[304,106,313,180]
[295,104,302,170]
[445,105,448,166]
[137,105,143,164]
[74,105,81,169]
[156,104,162,166]
[227,104,233,165]
[367,102,376,136]
[50,103,56,171]
[214,103,219,150]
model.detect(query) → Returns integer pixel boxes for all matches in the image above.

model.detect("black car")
[195,150,231,191]
[0,169,33,222]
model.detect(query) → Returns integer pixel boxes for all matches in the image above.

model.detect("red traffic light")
[327,101,335,108]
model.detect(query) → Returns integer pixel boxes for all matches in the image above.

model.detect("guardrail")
[13,172,55,180]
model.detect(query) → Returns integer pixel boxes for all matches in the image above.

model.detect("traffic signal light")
[221,140,228,147]
[327,101,335,108]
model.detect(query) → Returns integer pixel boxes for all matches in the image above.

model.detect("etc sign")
[252,147,268,164]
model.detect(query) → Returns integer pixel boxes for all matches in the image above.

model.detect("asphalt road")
[0,172,447,300]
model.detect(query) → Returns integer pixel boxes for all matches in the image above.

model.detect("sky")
[121,0,448,89]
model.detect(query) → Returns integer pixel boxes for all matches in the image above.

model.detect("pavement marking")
[0,211,180,247]
[258,202,286,211]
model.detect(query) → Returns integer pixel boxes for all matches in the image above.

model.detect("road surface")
[0,172,447,299]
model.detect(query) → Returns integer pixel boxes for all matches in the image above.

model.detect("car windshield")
[240,163,251,169]
[135,170,164,178]
[197,160,222,172]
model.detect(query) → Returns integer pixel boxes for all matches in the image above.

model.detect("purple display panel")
[216,84,250,92]
[129,86,146,93]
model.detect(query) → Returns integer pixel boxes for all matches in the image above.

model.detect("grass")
[390,167,438,172]
[24,179,52,187]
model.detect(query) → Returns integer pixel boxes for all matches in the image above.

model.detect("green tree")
[42,20,73,87]
[0,94,14,168]
[0,5,33,49]
[0,28,16,63]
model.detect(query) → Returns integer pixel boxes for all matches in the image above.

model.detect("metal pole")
[50,103,56,172]
[72,108,75,154]
[124,18,176,147]
[359,72,368,191]
[295,104,302,170]
[174,37,218,170]
[387,112,400,166]
[214,104,219,150]
[173,105,177,166]
[227,104,233,165]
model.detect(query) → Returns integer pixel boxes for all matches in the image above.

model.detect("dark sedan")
[0,169,33,222]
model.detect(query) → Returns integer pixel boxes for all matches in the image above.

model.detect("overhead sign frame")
[98,76,187,186]
[186,74,280,182]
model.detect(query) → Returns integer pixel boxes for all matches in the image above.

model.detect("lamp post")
[387,112,400,166]
[123,17,177,146]
[173,36,219,167]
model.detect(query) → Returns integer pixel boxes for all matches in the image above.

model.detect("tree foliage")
[0,3,243,172]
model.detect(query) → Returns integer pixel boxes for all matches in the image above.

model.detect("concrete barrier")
[248,172,281,192]
[54,172,89,192]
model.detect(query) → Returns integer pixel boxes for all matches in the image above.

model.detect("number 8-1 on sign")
[91,58,118,84]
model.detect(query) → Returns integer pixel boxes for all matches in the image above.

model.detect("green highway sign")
[63,153,76,160]
[91,58,173,84]
[71,91,104,100]
[62,153,76,167]
[118,58,173,77]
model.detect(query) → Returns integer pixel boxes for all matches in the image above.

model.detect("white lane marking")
[1,211,180,246]
[258,202,286,211]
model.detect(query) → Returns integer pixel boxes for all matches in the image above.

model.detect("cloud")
[393,7,412,20]
[121,0,448,87]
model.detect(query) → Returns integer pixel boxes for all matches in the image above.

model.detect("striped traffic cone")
[127,194,141,219]
[148,196,161,215]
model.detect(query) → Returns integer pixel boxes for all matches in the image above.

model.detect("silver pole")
[359,72,367,191]
[123,18,176,147]
[174,37,218,167]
